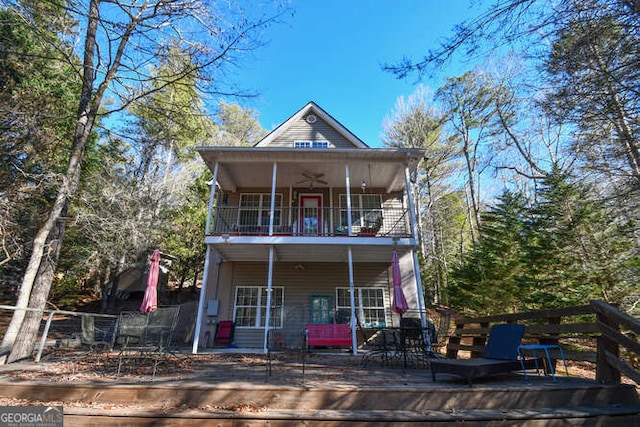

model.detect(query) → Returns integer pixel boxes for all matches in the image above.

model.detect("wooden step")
[1,380,637,412]
[62,405,640,426]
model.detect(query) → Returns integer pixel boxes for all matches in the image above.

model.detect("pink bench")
[306,324,352,349]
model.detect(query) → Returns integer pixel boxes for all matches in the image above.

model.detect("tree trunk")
[0,156,86,364]
[0,213,55,363]
[463,145,480,245]
[192,266,200,293]
[0,0,100,364]
[100,265,111,313]
[7,206,67,363]
[108,255,125,311]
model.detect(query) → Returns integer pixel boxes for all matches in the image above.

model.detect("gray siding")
[227,261,393,348]
[267,117,358,149]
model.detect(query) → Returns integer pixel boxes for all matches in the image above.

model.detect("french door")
[299,194,322,235]
[310,296,331,324]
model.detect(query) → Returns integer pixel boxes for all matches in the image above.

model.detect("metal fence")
[0,305,118,362]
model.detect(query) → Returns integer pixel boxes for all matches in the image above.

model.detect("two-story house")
[193,102,426,354]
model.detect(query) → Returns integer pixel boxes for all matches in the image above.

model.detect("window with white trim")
[294,141,328,148]
[238,193,282,227]
[336,287,386,327]
[233,286,284,328]
[339,194,382,227]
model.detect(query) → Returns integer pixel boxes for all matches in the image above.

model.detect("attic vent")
[305,114,317,124]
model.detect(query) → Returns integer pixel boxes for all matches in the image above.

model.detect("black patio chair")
[146,305,181,353]
[81,314,118,352]
[360,328,401,368]
[358,211,383,236]
[266,328,306,380]
[428,309,452,356]
[115,307,180,380]
[116,311,149,347]
[265,304,307,383]
[398,317,440,368]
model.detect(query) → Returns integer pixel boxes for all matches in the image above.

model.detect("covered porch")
[192,249,426,355]
[194,146,428,355]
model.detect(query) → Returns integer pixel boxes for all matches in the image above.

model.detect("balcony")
[205,206,416,262]
[207,206,411,238]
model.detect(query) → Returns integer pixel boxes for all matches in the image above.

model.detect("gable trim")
[254,101,369,149]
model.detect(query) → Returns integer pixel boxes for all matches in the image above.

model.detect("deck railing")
[208,206,411,237]
[444,300,639,385]
[591,300,640,384]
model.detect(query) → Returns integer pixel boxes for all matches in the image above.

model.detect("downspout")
[345,164,357,354]
[405,162,427,328]
[263,162,277,353]
[193,162,219,353]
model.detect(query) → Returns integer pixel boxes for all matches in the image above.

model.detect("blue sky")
[234,1,485,147]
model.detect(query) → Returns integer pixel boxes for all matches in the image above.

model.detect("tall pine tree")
[451,191,529,314]
[523,171,634,308]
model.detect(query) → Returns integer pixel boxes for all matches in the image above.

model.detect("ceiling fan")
[296,172,328,189]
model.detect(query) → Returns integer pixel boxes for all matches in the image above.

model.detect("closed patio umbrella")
[392,250,409,368]
[391,250,408,316]
[140,249,160,313]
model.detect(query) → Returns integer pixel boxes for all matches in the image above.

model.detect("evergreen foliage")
[451,172,635,315]
[523,171,634,309]
[451,191,529,314]
[0,3,80,277]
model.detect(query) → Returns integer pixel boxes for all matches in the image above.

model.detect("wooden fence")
[444,300,639,385]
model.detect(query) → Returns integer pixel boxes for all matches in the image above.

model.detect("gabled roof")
[254,101,369,148]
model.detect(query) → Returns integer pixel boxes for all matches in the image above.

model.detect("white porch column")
[263,162,278,352]
[345,164,353,235]
[345,164,357,354]
[263,245,275,353]
[205,162,219,234]
[288,184,293,229]
[347,246,358,355]
[268,162,277,236]
[412,249,427,326]
[193,162,219,353]
[405,164,427,328]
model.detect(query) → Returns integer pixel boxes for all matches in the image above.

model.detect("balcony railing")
[208,206,411,238]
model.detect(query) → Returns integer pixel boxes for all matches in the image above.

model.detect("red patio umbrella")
[140,249,160,313]
[391,250,408,315]
[392,250,410,368]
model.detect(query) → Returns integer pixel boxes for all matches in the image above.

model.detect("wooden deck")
[0,299,637,424]
[0,351,638,425]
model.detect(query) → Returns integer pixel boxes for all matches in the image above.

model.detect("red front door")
[300,195,322,235]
